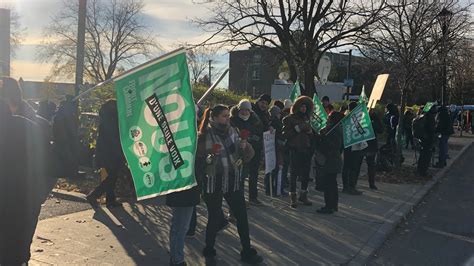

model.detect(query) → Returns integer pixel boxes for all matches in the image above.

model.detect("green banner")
[115,49,197,200]
[311,94,328,133]
[341,103,376,148]
[289,82,301,102]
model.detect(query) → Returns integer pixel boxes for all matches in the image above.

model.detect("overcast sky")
[0,0,228,83]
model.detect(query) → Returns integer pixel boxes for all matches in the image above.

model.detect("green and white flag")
[115,49,197,200]
[341,103,376,148]
[359,85,368,104]
[423,102,436,112]
[289,81,301,102]
[311,94,328,132]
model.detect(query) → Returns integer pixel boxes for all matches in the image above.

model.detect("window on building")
[252,68,261,80]
[252,54,262,65]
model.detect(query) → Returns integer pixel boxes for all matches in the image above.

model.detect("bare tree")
[357,0,472,165]
[38,0,159,83]
[194,0,386,96]
[186,44,221,85]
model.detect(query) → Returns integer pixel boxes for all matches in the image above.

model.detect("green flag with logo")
[289,81,301,102]
[341,103,375,148]
[115,49,197,200]
[311,94,328,132]
[359,85,368,104]
[423,102,436,112]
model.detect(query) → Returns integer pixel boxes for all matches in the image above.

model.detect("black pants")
[366,153,377,186]
[289,150,311,193]
[321,172,338,210]
[244,147,262,200]
[90,167,119,203]
[342,150,364,190]
[281,150,290,188]
[418,142,433,175]
[202,189,251,257]
[405,130,414,149]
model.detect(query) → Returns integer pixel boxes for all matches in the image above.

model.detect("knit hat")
[284,99,293,109]
[269,106,281,119]
[273,100,284,110]
[257,94,272,104]
[238,99,252,111]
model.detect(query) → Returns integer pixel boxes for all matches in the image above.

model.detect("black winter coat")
[0,103,53,263]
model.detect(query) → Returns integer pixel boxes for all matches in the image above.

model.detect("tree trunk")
[303,63,316,97]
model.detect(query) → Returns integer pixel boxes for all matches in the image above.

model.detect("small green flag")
[423,102,436,112]
[311,94,328,132]
[115,49,197,200]
[341,103,376,148]
[289,81,301,102]
[359,85,368,104]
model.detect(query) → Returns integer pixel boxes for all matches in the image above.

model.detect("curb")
[349,140,474,265]
[51,188,88,203]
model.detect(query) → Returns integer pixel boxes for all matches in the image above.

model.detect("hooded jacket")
[282,96,314,151]
[230,105,264,147]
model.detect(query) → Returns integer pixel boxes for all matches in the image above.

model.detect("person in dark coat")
[37,100,57,122]
[264,105,285,196]
[282,96,314,208]
[417,105,437,176]
[384,103,399,148]
[434,106,454,168]
[315,111,344,214]
[364,110,384,189]
[230,99,264,206]
[403,109,415,149]
[53,97,81,178]
[0,99,53,265]
[86,100,125,208]
[341,102,364,195]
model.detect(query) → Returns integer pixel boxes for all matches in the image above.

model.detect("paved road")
[369,146,474,266]
[39,193,91,221]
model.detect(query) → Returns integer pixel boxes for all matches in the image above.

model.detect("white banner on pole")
[263,130,276,175]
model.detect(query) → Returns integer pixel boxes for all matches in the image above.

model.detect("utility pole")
[75,0,87,96]
[0,8,11,76]
[208,59,213,87]
[341,50,352,100]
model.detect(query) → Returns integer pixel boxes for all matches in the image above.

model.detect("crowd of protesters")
[0,75,458,266]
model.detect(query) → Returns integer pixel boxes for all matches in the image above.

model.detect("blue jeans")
[438,135,449,166]
[170,206,194,264]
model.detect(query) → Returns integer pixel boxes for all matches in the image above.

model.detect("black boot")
[289,192,297,209]
[298,190,312,206]
[241,247,263,265]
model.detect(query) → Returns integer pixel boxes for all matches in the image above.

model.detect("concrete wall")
[0,8,10,76]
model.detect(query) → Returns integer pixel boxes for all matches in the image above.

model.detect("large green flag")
[341,103,376,148]
[115,49,197,200]
[311,94,328,132]
[359,85,368,104]
[289,81,301,102]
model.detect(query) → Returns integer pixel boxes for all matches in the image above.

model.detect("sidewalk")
[30,135,474,265]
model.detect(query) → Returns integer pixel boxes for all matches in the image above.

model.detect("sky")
[0,0,229,83]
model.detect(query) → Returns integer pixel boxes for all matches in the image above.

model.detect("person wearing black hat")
[315,111,344,214]
[434,106,454,168]
[245,94,271,206]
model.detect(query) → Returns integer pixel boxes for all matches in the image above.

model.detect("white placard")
[263,130,276,174]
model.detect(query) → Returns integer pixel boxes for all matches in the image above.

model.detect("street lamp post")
[437,7,453,106]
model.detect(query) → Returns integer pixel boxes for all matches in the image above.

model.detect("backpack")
[412,114,426,139]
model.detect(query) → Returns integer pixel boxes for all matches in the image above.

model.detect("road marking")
[422,226,474,244]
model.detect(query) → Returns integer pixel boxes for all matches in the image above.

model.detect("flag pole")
[73,48,186,102]
[197,68,229,105]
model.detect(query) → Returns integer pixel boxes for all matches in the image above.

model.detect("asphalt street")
[369,146,474,266]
